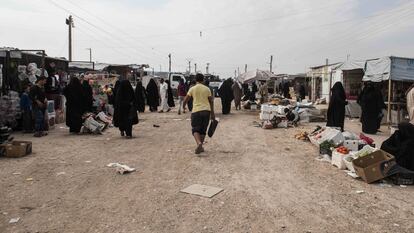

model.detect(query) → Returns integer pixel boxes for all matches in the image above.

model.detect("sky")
[1,0,414,78]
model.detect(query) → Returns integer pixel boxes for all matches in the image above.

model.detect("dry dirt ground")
[1,100,413,233]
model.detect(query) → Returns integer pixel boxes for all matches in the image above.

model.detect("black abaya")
[358,84,386,134]
[134,81,146,113]
[113,80,138,137]
[146,79,159,112]
[63,77,85,133]
[82,80,93,113]
[327,82,347,131]
[218,79,234,114]
[283,82,290,99]
[166,81,175,107]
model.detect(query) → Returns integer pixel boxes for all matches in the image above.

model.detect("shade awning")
[237,70,276,84]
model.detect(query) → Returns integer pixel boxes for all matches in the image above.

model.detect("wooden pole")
[387,78,392,124]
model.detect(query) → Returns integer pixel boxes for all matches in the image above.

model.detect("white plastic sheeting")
[336,60,366,71]
[363,57,391,82]
[237,70,276,84]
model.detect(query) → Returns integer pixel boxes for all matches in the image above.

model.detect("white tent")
[237,69,276,84]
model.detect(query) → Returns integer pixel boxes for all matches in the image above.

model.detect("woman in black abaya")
[63,77,85,133]
[146,79,159,112]
[358,82,386,134]
[218,78,234,114]
[113,80,138,138]
[82,79,94,112]
[134,81,146,113]
[327,82,347,131]
[166,80,175,108]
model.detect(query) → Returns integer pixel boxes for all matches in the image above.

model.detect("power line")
[48,0,166,63]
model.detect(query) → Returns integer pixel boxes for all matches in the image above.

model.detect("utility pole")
[66,15,74,62]
[194,63,197,74]
[86,48,92,62]
[168,53,171,73]
[270,55,273,73]
[188,60,191,73]
[206,63,210,74]
[245,64,247,73]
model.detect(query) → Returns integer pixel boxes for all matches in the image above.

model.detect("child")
[20,84,33,133]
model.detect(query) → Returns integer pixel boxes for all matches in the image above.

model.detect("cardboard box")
[2,140,32,158]
[352,150,396,183]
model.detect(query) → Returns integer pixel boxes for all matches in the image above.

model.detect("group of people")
[326,81,409,135]
[137,78,175,113]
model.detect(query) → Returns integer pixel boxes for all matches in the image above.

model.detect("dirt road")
[1,101,413,233]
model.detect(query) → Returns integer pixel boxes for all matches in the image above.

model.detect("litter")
[107,163,136,174]
[9,217,20,224]
[346,171,359,179]
[153,124,160,128]
[378,183,393,188]
[12,172,21,175]
[180,184,223,198]
[26,178,33,181]
[355,190,365,194]
[173,119,183,121]
[56,172,66,176]
[393,223,400,227]
[400,185,407,188]
[85,161,92,163]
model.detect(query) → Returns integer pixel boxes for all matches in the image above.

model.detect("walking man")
[159,78,170,113]
[183,73,215,154]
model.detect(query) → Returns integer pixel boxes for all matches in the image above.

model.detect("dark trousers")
[34,109,45,132]
[22,110,33,133]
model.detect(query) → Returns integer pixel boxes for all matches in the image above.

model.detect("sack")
[128,105,139,125]
[207,119,219,138]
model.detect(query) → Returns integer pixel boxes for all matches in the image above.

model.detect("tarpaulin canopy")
[237,69,276,84]
[363,56,414,82]
[363,57,391,82]
[335,60,365,71]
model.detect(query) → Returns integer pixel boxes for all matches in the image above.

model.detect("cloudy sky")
[1,0,414,78]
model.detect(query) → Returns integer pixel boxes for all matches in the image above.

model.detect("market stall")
[362,56,414,124]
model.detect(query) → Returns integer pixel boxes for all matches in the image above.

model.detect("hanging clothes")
[327,82,347,131]
[406,85,414,124]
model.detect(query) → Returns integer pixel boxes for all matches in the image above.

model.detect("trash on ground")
[153,124,160,128]
[12,172,21,175]
[26,178,33,181]
[107,163,136,174]
[180,184,223,198]
[56,172,66,176]
[355,190,365,194]
[85,161,92,163]
[9,217,20,224]
[400,185,407,188]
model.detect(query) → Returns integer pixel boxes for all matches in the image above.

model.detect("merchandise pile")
[301,126,414,185]
[0,91,21,128]
[259,96,325,129]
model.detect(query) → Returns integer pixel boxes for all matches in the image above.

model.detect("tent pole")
[387,78,392,125]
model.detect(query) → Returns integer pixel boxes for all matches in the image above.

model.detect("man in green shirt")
[183,73,215,154]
